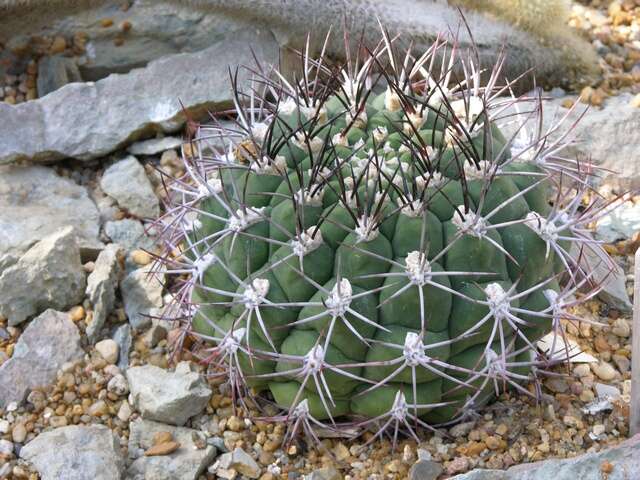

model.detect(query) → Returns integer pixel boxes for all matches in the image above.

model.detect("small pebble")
[95,339,119,364]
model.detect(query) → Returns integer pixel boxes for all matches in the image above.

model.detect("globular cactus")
[153,29,618,444]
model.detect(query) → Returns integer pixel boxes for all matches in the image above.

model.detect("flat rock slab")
[121,267,165,330]
[20,425,125,480]
[450,434,640,480]
[0,226,86,325]
[100,156,159,219]
[0,30,278,164]
[85,243,123,341]
[127,419,216,480]
[0,165,101,257]
[0,309,83,408]
[126,362,211,426]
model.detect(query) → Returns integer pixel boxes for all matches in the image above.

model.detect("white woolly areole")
[332,132,348,147]
[250,155,286,175]
[391,391,409,420]
[452,207,487,237]
[399,196,424,217]
[463,160,493,180]
[291,228,323,257]
[404,111,426,134]
[543,289,564,318]
[352,138,365,151]
[325,279,352,317]
[403,332,429,367]
[219,328,246,354]
[251,122,269,143]
[383,141,394,154]
[405,251,432,285]
[346,106,367,129]
[242,278,270,309]
[295,188,324,207]
[228,207,265,232]
[291,399,310,418]
[196,176,223,199]
[484,283,510,320]
[303,344,326,374]
[525,212,558,242]
[182,211,202,232]
[293,132,324,153]
[415,171,445,191]
[384,87,402,111]
[451,96,485,125]
[485,348,508,376]
[373,126,388,144]
[355,215,380,242]
[193,252,217,282]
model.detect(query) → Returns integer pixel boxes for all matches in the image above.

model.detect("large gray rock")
[100,156,159,219]
[0,227,86,325]
[86,243,123,341]
[20,425,125,480]
[501,93,640,190]
[128,136,184,156]
[0,165,101,258]
[127,419,216,480]
[451,434,640,480]
[596,201,640,243]
[104,219,156,252]
[0,29,278,164]
[126,362,211,426]
[120,267,164,329]
[0,309,83,408]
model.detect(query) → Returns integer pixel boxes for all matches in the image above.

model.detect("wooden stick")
[630,248,640,436]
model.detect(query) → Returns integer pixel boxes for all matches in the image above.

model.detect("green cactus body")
[157,32,614,440]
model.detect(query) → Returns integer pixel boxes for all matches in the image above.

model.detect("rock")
[305,466,342,480]
[409,460,444,480]
[217,448,261,479]
[0,165,101,258]
[144,441,181,456]
[573,242,632,311]
[37,55,82,97]
[0,309,83,408]
[11,423,27,443]
[126,362,211,425]
[100,156,159,219]
[121,267,165,329]
[85,244,123,341]
[113,324,132,370]
[596,201,640,243]
[450,421,476,438]
[594,383,621,400]
[128,136,184,156]
[502,94,640,191]
[95,339,119,364]
[592,362,618,381]
[0,227,86,325]
[104,219,155,252]
[117,401,132,422]
[20,425,125,480]
[127,419,216,480]
[450,433,640,479]
[0,31,278,165]
[107,374,129,396]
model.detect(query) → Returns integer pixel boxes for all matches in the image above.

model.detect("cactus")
[153,29,619,444]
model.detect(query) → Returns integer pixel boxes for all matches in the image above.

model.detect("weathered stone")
[121,267,164,329]
[126,362,211,425]
[20,425,125,480]
[37,55,82,97]
[113,324,132,370]
[0,31,278,164]
[409,460,444,480]
[0,165,101,258]
[104,219,156,252]
[95,339,119,364]
[217,448,261,479]
[502,93,640,191]
[128,136,184,156]
[0,227,86,325]
[86,243,123,341]
[0,309,83,408]
[127,419,216,480]
[100,156,159,219]
[450,434,640,480]
[305,466,342,480]
[596,201,640,243]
